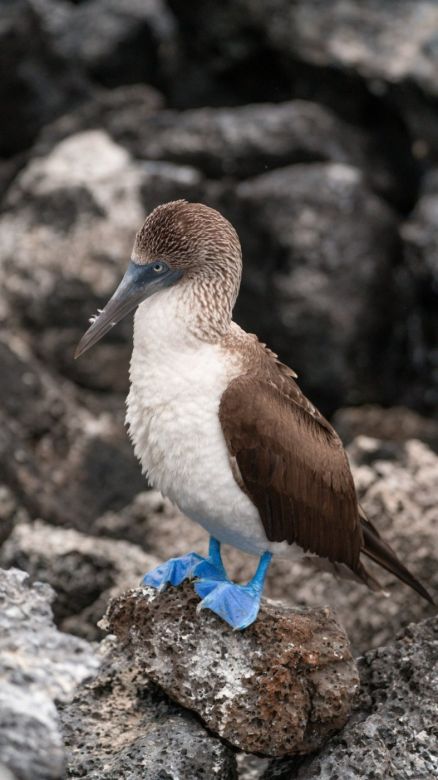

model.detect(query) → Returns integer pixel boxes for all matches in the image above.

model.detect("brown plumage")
[219,317,434,604]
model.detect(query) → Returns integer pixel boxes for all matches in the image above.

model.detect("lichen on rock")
[106,582,360,757]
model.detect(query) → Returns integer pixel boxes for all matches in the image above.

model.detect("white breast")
[126,289,304,560]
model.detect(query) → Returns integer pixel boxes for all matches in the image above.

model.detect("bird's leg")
[194,551,273,630]
[141,537,226,592]
[192,536,228,583]
[141,551,206,591]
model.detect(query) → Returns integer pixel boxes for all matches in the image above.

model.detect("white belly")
[126,295,305,559]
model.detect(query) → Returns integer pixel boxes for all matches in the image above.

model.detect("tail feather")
[360,514,434,605]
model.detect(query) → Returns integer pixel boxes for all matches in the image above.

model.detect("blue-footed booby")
[76,200,433,629]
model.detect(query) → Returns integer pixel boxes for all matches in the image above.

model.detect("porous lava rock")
[0,520,159,640]
[60,638,237,780]
[264,616,438,779]
[399,170,438,413]
[0,567,98,780]
[106,583,360,757]
[232,162,399,413]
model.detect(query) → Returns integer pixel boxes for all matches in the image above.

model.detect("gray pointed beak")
[75,260,182,359]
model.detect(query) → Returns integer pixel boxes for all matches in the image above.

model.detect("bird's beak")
[75,260,182,358]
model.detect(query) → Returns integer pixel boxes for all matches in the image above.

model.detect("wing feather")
[219,372,362,568]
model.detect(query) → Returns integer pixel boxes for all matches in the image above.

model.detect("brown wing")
[219,371,362,569]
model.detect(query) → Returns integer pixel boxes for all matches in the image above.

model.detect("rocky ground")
[0,1,437,778]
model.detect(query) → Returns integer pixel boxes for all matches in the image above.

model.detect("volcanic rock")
[232,162,399,412]
[0,0,90,157]
[0,520,159,640]
[0,567,98,780]
[106,583,360,757]
[399,170,438,413]
[266,616,438,779]
[0,335,144,528]
[60,636,237,780]
[333,404,438,451]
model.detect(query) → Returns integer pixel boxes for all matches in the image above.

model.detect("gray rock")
[0,335,145,529]
[36,83,164,156]
[106,583,360,757]
[237,0,438,160]
[0,485,28,547]
[243,0,438,95]
[52,0,178,90]
[232,162,399,412]
[1,520,159,639]
[0,567,99,780]
[0,130,205,392]
[87,100,367,177]
[60,637,237,779]
[0,0,90,156]
[267,617,438,779]
[399,170,438,413]
[333,404,438,452]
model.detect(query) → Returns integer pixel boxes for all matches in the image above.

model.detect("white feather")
[126,286,305,560]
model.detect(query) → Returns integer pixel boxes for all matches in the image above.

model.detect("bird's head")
[75,200,241,358]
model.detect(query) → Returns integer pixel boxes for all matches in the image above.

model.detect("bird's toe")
[195,581,262,630]
[141,552,205,590]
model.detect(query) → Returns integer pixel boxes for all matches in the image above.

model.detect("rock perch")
[105,583,360,757]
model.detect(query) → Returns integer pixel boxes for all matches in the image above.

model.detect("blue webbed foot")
[142,552,205,591]
[195,580,263,629]
[195,550,273,630]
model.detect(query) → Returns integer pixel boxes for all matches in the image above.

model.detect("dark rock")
[80,99,368,177]
[0,129,205,393]
[60,637,237,779]
[333,404,438,452]
[53,0,179,91]
[36,83,164,156]
[399,170,438,414]
[268,617,438,779]
[0,520,159,639]
[0,335,144,529]
[95,488,206,551]
[0,567,98,780]
[37,96,403,206]
[106,583,360,757]
[231,162,399,413]
[0,485,28,547]
[0,0,90,157]
[231,0,438,162]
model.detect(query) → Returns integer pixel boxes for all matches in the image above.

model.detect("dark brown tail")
[360,514,434,605]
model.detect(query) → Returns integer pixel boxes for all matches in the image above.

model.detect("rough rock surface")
[333,404,438,452]
[0,334,144,528]
[106,583,360,758]
[0,520,159,639]
[400,170,438,412]
[232,162,399,412]
[60,637,237,780]
[51,0,179,91]
[264,617,438,780]
[0,0,90,156]
[91,100,367,178]
[0,567,98,780]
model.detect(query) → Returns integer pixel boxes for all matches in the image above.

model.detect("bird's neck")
[133,279,234,358]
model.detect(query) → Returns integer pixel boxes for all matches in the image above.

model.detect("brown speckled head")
[75,200,243,356]
[133,200,242,279]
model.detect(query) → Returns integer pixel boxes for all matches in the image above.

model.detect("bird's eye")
[153,262,166,273]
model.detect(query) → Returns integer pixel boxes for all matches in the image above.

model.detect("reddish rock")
[105,583,359,757]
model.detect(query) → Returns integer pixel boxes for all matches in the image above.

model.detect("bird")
[75,200,433,630]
